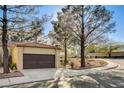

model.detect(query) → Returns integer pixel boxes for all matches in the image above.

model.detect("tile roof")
[112,49,124,52]
[0,42,61,50]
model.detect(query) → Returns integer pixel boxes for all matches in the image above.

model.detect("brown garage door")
[23,54,55,69]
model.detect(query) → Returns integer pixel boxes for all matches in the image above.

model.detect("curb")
[95,59,120,70]
[64,59,120,76]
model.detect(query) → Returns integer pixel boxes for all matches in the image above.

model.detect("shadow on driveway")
[88,69,124,88]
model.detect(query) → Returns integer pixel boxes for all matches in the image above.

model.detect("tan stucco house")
[0,42,61,70]
[111,49,124,58]
[87,50,124,58]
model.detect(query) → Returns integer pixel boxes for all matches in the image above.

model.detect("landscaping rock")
[58,78,72,88]
[57,75,100,88]
[47,82,58,88]
[46,80,59,88]
[54,68,70,81]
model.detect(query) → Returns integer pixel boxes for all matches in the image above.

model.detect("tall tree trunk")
[64,33,67,67]
[2,5,9,73]
[108,49,112,58]
[80,5,85,67]
[35,36,37,43]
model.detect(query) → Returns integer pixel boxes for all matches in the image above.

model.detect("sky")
[0,5,124,42]
[106,5,124,42]
[37,5,65,35]
[39,5,124,43]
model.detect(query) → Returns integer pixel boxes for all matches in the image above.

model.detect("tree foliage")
[96,42,123,57]
[49,5,116,67]
[0,5,50,73]
[49,8,75,66]
[63,5,116,46]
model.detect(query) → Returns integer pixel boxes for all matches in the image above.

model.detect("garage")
[9,42,61,70]
[23,54,55,69]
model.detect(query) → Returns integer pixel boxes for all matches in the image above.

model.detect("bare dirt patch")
[0,71,24,79]
[68,58,108,69]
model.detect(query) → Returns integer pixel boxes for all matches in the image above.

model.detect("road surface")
[103,58,124,70]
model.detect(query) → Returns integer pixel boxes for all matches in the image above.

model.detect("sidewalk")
[0,59,119,87]
[61,59,120,77]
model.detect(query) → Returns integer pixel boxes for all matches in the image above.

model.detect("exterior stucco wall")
[23,47,56,54]
[0,47,3,65]
[55,49,61,68]
[88,53,108,58]
[16,47,60,70]
[17,47,23,70]
[12,47,23,70]
[111,52,124,57]
[0,46,61,70]
[12,47,18,64]
[0,47,2,61]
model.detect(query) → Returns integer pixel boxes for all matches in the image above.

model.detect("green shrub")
[9,55,12,66]
[0,59,3,66]
[60,59,69,67]
[8,55,17,71]
[60,59,63,65]
[10,63,17,70]
[70,62,74,69]
[0,55,17,71]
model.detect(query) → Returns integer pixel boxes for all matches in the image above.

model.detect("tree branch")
[7,19,27,23]
[0,5,3,10]
[0,17,3,23]
[85,22,101,40]
[7,5,26,9]
[7,9,30,14]
[84,6,95,24]
[7,24,32,30]
[85,31,107,47]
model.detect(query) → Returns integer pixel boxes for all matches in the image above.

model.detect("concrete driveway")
[0,68,56,87]
[21,68,56,81]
